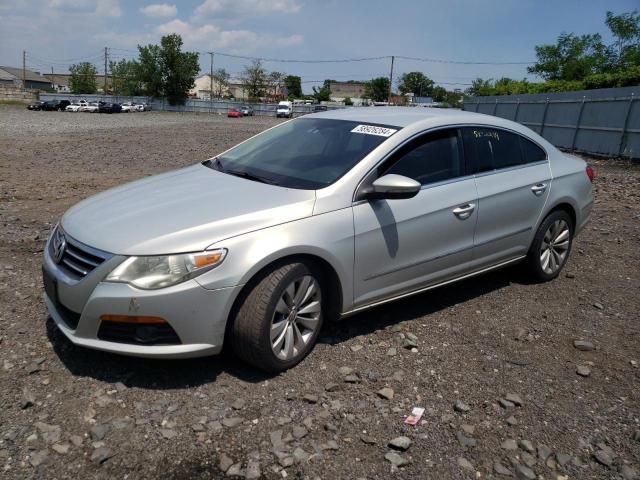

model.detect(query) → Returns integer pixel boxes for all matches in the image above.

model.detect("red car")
[227,109,242,118]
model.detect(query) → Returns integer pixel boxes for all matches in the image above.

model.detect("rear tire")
[525,210,573,282]
[231,262,324,372]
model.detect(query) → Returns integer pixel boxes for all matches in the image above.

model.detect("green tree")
[68,62,97,94]
[211,68,230,98]
[284,75,302,98]
[269,71,285,97]
[465,78,495,96]
[343,96,353,106]
[528,32,609,81]
[605,10,640,69]
[431,85,447,102]
[240,60,268,100]
[398,72,434,97]
[109,59,143,96]
[365,77,390,102]
[137,34,199,105]
[312,79,333,102]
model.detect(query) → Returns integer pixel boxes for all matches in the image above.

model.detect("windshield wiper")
[223,169,279,186]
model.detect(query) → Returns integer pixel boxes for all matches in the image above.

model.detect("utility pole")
[104,47,108,93]
[22,50,26,88]
[387,55,395,105]
[209,52,214,99]
[51,66,54,90]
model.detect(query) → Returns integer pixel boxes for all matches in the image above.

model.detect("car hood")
[61,164,316,255]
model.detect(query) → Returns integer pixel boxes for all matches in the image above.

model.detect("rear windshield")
[206,118,399,189]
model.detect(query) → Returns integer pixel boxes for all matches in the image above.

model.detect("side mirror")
[365,174,421,200]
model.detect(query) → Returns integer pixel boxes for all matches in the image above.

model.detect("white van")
[276,101,293,118]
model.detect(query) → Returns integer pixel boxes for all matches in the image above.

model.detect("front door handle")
[531,183,547,196]
[453,203,476,219]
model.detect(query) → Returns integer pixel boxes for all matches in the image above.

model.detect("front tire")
[525,210,573,282]
[231,262,324,372]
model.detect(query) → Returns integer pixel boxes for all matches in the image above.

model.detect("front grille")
[51,233,109,280]
[98,322,181,346]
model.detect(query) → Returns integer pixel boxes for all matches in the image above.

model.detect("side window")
[520,137,547,163]
[463,127,523,173]
[382,129,462,185]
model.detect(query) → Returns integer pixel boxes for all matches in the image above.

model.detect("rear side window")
[382,129,462,185]
[520,137,547,163]
[463,127,523,173]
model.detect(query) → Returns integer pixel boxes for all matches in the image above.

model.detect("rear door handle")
[531,183,547,196]
[453,203,476,219]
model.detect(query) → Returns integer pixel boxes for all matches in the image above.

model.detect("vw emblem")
[52,228,66,264]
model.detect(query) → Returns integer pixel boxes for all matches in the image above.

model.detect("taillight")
[586,166,594,183]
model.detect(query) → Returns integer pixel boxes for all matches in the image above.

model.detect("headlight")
[105,249,227,290]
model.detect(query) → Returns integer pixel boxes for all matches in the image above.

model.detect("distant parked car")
[80,102,99,113]
[27,101,45,111]
[121,102,136,113]
[136,102,152,112]
[276,101,293,118]
[98,103,122,114]
[65,100,87,112]
[240,105,254,116]
[42,100,70,111]
[313,105,328,112]
[228,109,242,118]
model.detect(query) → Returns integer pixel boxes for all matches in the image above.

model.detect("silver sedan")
[43,107,594,371]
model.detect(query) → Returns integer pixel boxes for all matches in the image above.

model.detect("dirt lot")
[0,105,639,480]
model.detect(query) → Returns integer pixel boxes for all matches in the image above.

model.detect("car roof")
[307,106,507,128]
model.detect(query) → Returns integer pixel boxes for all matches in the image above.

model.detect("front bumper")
[43,232,242,359]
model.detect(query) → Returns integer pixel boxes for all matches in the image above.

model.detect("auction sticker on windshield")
[351,124,398,137]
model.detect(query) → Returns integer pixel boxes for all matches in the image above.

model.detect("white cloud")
[194,0,300,17]
[47,0,121,17]
[140,3,177,18]
[155,19,303,52]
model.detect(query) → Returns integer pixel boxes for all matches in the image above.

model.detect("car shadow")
[47,264,527,389]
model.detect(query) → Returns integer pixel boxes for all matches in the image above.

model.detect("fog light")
[99,314,166,325]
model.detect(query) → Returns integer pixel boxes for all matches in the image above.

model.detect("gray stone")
[90,447,114,464]
[325,382,340,392]
[457,457,474,471]
[576,365,591,377]
[515,464,536,479]
[219,453,234,473]
[160,429,177,439]
[593,449,613,467]
[454,400,471,412]
[344,374,360,383]
[361,435,377,445]
[226,463,243,477]
[292,425,308,439]
[461,424,475,435]
[574,340,595,351]
[388,436,411,451]
[501,439,518,450]
[456,431,477,448]
[21,388,36,409]
[593,302,604,310]
[620,465,638,480]
[505,393,524,406]
[245,454,261,480]
[231,398,245,410]
[506,416,518,426]
[222,417,244,428]
[385,451,408,467]
[293,447,310,463]
[556,453,572,468]
[634,430,640,442]
[494,461,513,476]
[302,394,318,404]
[321,440,339,451]
[518,439,535,453]
[351,344,363,352]
[521,451,536,468]
[90,424,109,441]
[499,399,516,409]
[52,443,70,455]
[338,366,354,376]
[387,347,397,356]
[35,422,61,444]
[29,450,48,467]
[377,387,394,400]
[537,444,552,462]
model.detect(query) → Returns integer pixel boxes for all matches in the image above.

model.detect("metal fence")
[39,93,344,118]
[463,86,640,159]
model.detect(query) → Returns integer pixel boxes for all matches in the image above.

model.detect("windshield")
[205,118,399,189]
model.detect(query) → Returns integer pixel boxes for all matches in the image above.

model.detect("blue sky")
[0,0,637,93]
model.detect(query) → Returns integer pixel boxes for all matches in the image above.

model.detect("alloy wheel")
[270,275,322,361]
[540,219,570,274]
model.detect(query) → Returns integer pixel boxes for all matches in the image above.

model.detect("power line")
[396,55,534,65]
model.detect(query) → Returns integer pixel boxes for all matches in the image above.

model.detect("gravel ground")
[1,105,639,480]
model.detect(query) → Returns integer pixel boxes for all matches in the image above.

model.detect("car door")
[462,127,551,266]
[352,128,478,308]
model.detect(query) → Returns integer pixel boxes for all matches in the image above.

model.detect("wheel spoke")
[275,297,290,315]
[284,283,295,307]
[540,248,551,271]
[554,228,569,244]
[298,300,320,316]
[283,325,294,359]
[292,323,305,352]
[296,314,319,331]
[272,322,287,352]
[554,239,569,251]
[271,319,287,342]
[293,276,312,305]
[549,248,557,271]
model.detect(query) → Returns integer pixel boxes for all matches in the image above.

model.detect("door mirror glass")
[366,174,421,200]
